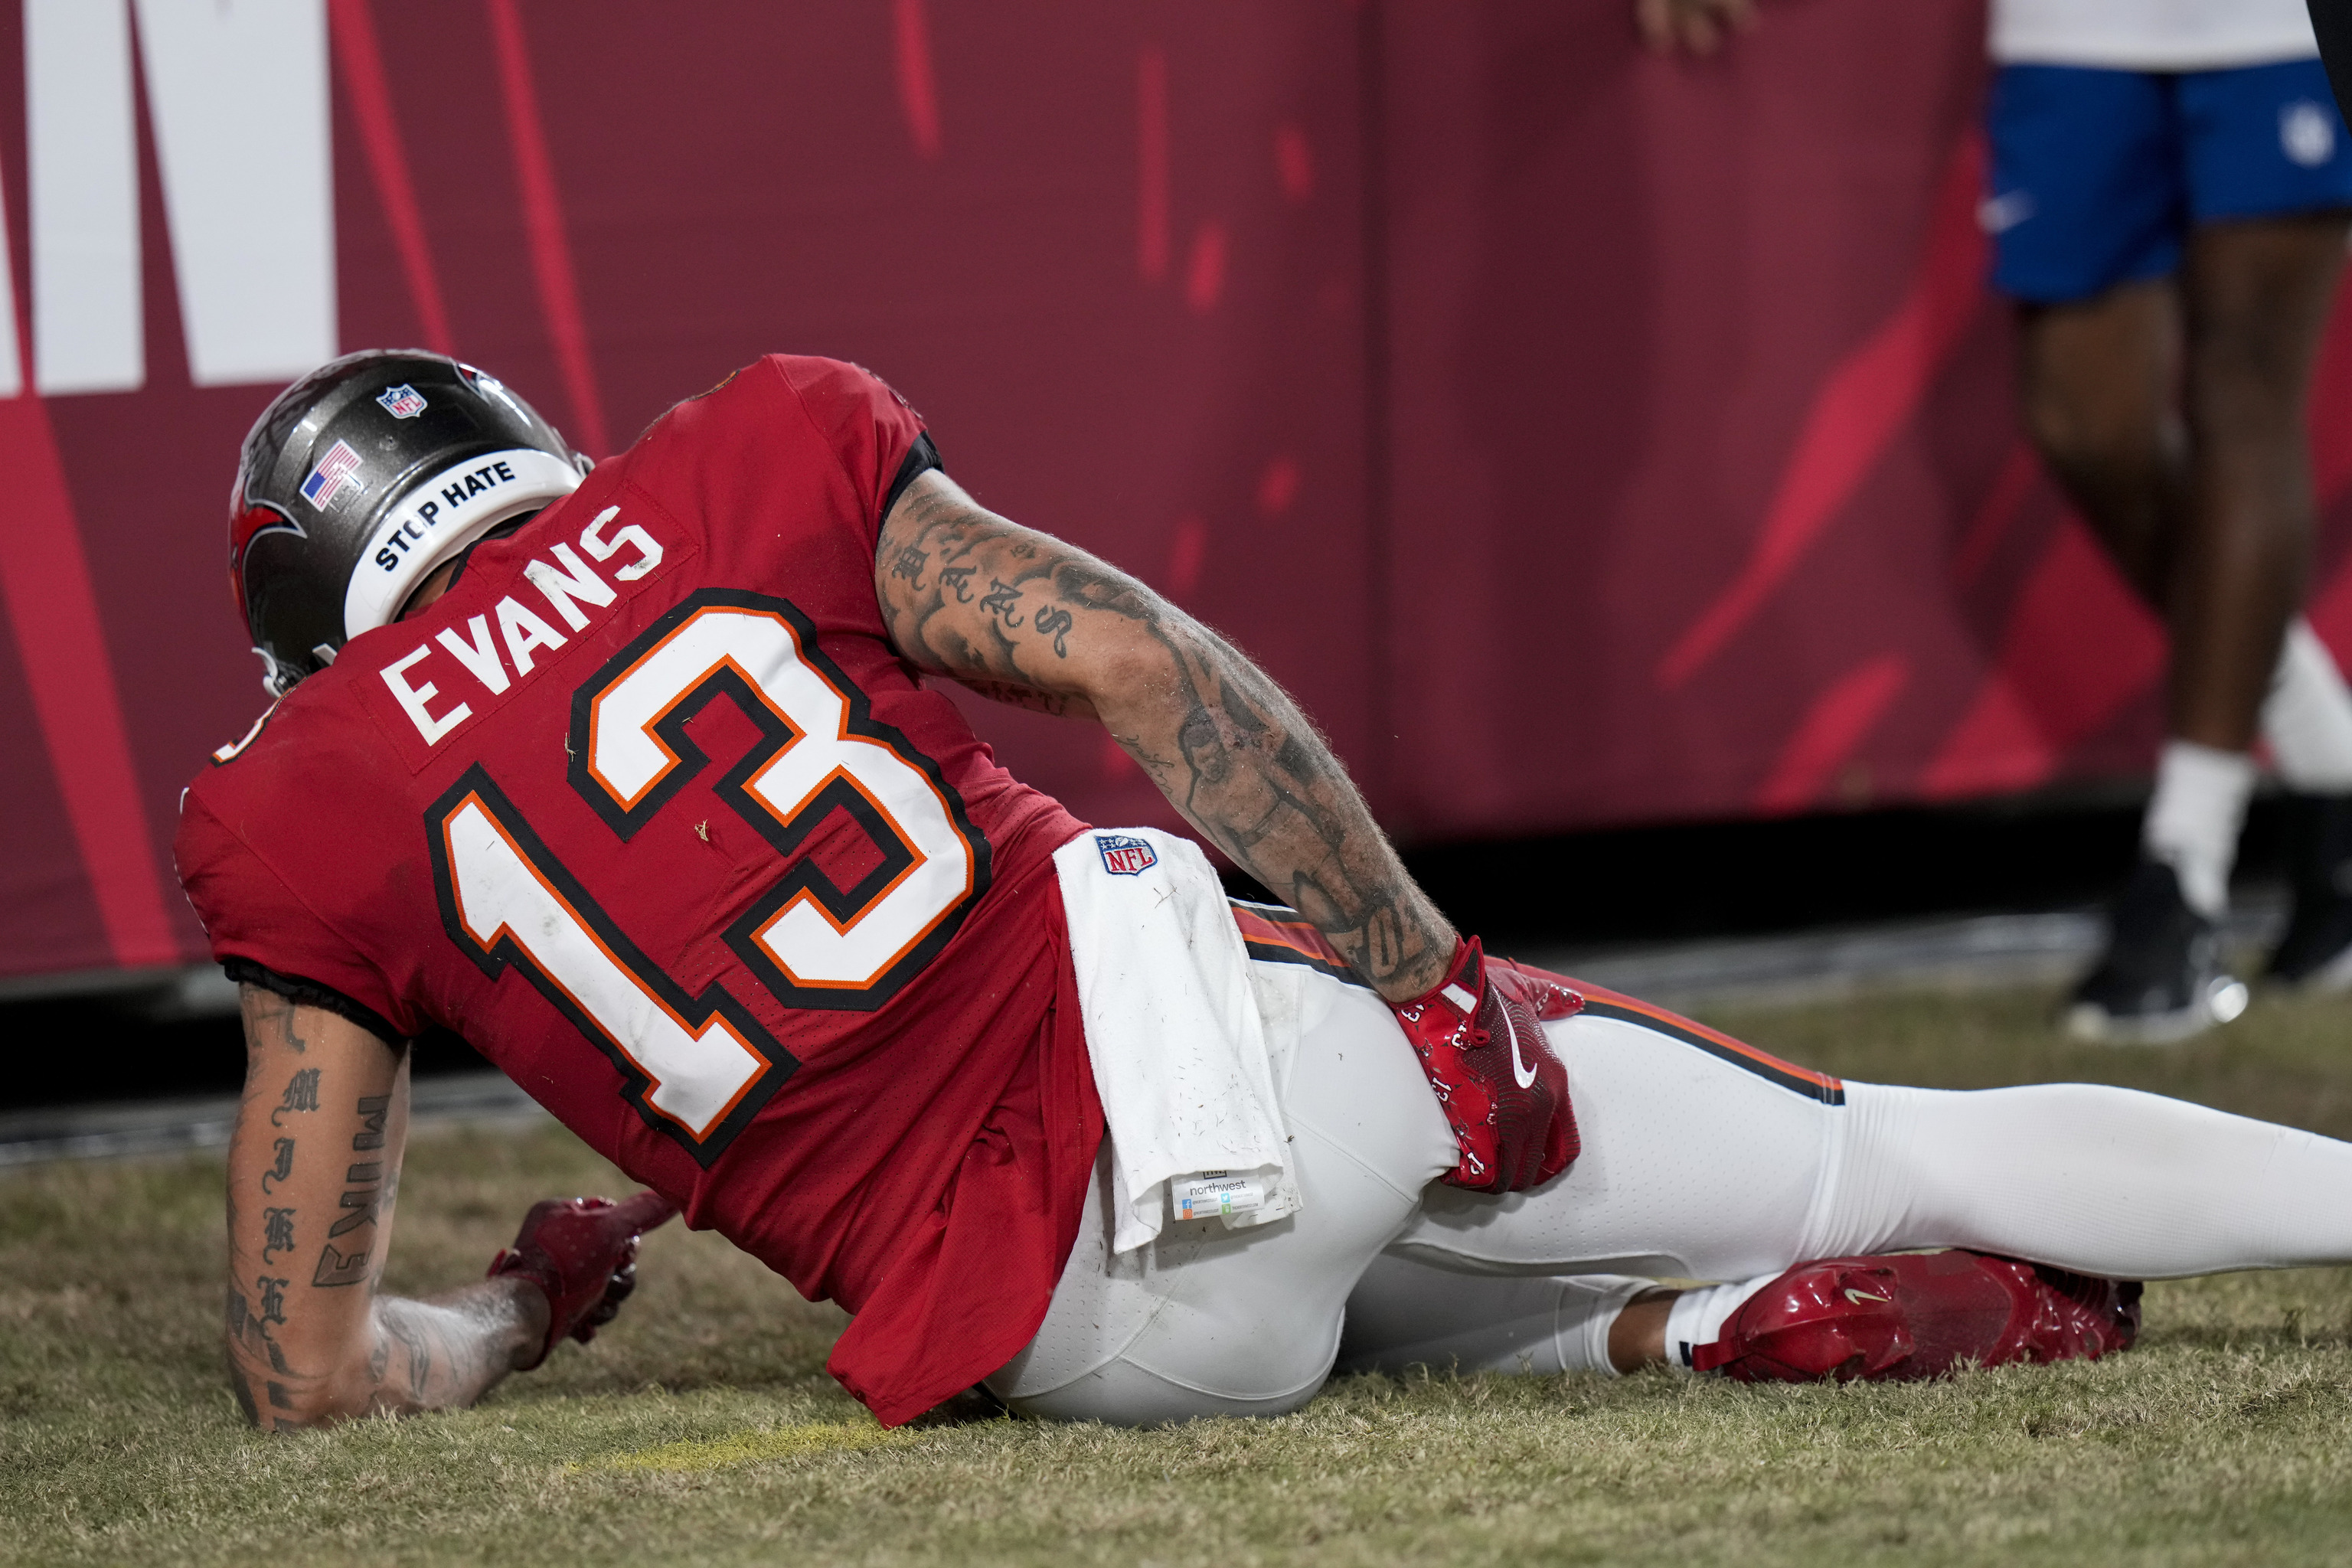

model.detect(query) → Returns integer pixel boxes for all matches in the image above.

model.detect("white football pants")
[985,963,2352,1424]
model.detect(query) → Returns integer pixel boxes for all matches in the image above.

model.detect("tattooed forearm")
[366,1299,476,1408]
[224,987,535,1431]
[345,1282,543,1419]
[1118,626,1453,998]
[875,471,1457,1000]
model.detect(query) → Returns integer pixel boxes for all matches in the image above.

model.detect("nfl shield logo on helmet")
[376,384,427,419]
[1095,834,1158,876]
[298,439,365,509]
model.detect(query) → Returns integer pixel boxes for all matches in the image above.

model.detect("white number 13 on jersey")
[428,591,991,1163]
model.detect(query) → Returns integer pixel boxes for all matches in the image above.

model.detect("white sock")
[2143,740,2256,918]
[1662,1275,1775,1372]
[2262,619,2352,794]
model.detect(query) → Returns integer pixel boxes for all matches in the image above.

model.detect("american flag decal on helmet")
[1095,834,1157,875]
[299,439,364,509]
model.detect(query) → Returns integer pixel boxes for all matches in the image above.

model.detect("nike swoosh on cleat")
[1843,1288,1891,1305]
[1504,1010,1539,1089]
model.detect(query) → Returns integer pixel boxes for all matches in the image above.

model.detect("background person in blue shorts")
[1643,0,2352,1042]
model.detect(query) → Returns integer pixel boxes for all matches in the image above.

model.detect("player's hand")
[1390,939,1583,1192]
[488,1191,681,1370]
[1634,0,1756,55]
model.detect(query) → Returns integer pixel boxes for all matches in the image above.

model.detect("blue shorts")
[1986,57,2352,304]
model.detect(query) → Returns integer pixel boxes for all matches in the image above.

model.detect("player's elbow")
[227,1361,328,1432]
[1079,629,1195,736]
[1081,599,1225,704]
[226,1341,372,1431]
[227,1349,267,1429]
[226,1374,328,1432]
[1089,631,1181,701]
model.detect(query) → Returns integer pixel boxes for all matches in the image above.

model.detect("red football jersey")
[178,355,1102,1425]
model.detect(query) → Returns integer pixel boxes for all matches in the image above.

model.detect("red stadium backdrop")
[5,0,2352,985]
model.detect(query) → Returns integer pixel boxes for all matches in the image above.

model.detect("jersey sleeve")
[769,355,933,549]
[175,790,423,1040]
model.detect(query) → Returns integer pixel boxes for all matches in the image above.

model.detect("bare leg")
[2016,276,2186,607]
[2171,216,2344,748]
[1607,1289,1676,1371]
[2025,222,2348,1034]
[2014,217,2346,747]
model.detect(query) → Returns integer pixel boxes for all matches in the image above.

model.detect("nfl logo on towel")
[299,439,364,509]
[1096,834,1157,876]
[376,384,427,419]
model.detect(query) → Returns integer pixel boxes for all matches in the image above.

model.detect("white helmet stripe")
[341,447,583,639]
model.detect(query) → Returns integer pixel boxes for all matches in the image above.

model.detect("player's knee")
[2018,377,2167,494]
[2187,324,2322,449]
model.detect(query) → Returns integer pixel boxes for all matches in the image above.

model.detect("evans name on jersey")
[379,505,665,746]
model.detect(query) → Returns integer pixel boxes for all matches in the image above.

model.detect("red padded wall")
[3,0,2350,982]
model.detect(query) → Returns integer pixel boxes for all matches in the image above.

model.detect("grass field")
[9,982,2352,1566]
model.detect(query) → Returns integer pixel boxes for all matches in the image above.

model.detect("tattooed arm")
[223,985,547,1429]
[874,471,1457,1001]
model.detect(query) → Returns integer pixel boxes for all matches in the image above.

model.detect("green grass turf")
[9,983,2352,1566]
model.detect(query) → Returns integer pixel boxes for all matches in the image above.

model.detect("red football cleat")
[1693,1249,2141,1382]
[488,1190,681,1369]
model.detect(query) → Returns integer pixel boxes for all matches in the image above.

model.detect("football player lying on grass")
[191,351,2352,1429]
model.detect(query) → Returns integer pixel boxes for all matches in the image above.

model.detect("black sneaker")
[2066,859,2249,1044]
[2269,793,2352,990]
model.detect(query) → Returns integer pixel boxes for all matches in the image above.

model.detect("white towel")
[1054,827,1301,1255]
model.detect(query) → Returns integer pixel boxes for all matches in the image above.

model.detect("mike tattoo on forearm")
[876,472,1457,1002]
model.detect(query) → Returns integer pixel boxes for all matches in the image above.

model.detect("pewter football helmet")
[228,350,589,694]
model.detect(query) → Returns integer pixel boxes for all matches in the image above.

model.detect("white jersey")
[1991,0,2318,71]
